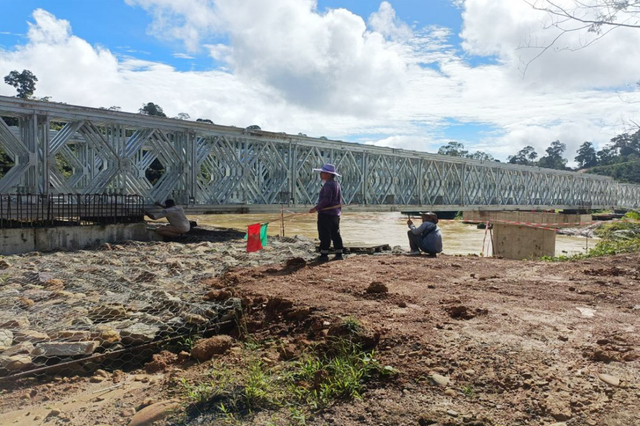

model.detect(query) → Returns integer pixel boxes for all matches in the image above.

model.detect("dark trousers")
[318,214,343,255]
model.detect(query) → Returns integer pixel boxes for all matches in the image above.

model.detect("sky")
[0,0,639,165]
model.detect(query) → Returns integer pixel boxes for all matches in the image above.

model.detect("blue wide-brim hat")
[312,163,341,177]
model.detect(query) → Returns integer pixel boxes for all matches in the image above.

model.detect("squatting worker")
[309,164,344,262]
[407,211,443,256]
[144,199,191,237]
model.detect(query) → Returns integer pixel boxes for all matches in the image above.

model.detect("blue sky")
[1,0,639,163]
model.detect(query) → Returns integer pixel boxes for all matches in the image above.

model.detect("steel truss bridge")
[0,95,638,212]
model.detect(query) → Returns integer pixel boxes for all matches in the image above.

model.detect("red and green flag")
[246,223,268,252]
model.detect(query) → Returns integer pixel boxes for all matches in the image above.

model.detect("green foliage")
[0,146,14,179]
[624,210,640,221]
[438,141,468,157]
[461,385,475,397]
[575,141,598,168]
[588,160,640,184]
[541,220,640,261]
[139,102,167,117]
[4,69,37,98]
[508,145,538,166]
[537,140,568,170]
[180,333,396,424]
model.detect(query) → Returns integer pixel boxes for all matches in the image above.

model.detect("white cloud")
[1,3,639,167]
[172,53,195,59]
[459,0,640,89]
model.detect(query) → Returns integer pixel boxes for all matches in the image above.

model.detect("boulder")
[14,330,50,344]
[2,341,34,356]
[191,335,234,361]
[0,354,33,372]
[0,329,13,351]
[120,323,160,345]
[89,305,128,323]
[128,400,180,426]
[32,341,99,357]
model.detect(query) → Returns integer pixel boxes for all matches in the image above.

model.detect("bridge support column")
[491,222,555,260]
[463,211,590,260]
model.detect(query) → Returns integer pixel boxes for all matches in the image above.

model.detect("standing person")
[309,164,344,262]
[144,199,191,237]
[407,212,442,256]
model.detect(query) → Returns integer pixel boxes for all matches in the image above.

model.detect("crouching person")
[144,199,191,237]
[407,212,442,256]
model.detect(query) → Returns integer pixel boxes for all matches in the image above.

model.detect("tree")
[438,141,468,157]
[537,140,568,170]
[524,1,640,34]
[139,102,166,117]
[575,142,598,168]
[4,70,38,98]
[175,113,190,120]
[467,151,495,161]
[196,118,214,124]
[508,145,538,165]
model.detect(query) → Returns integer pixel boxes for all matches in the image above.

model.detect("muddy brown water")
[188,212,591,256]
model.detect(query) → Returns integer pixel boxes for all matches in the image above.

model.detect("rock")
[597,373,620,387]
[182,313,207,325]
[544,392,572,421]
[89,305,128,323]
[417,414,438,425]
[145,350,178,373]
[277,343,297,360]
[284,306,312,321]
[54,330,92,341]
[32,341,99,357]
[14,330,50,343]
[446,409,459,417]
[398,301,407,308]
[128,400,180,426]
[203,289,233,301]
[120,323,160,345]
[548,423,568,426]
[0,354,33,372]
[190,335,234,361]
[430,373,450,386]
[622,351,639,362]
[2,341,34,356]
[43,279,64,290]
[134,271,157,283]
[444,389,457,397]
[0,259,11,269]
[0,329,13,350]
[0,317,30,329]
[92,326,121,346]
[47,408,61,418]
[366,281,388,294]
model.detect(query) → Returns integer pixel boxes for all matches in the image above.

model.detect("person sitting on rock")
[144,199,191,237]
[407,212,442,256]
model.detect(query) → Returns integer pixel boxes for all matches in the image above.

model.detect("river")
[188,212,592,256]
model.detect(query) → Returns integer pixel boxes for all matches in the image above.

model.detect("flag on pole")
[246,223,268,252]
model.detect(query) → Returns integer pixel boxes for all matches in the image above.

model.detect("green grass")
[541,217,640,262]
[179,317,396,425]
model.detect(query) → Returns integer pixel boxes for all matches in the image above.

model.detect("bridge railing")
[0,95,638,210]
[0,193,144,228]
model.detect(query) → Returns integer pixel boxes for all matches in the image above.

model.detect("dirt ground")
[1,246,639,426]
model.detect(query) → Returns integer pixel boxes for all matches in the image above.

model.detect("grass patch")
[178,318,396,425]
[541,215,640,262]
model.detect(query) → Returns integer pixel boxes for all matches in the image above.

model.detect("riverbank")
[0,227,638,426]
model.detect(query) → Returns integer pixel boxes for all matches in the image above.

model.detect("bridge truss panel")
[0,96,638,210]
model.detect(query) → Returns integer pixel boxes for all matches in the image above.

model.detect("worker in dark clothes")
[407,212,443,256]
[309,164,344,262]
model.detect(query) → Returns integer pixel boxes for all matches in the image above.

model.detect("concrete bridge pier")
[463,211,591,260]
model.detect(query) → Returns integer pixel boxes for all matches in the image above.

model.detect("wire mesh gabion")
[0,231,316,381]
